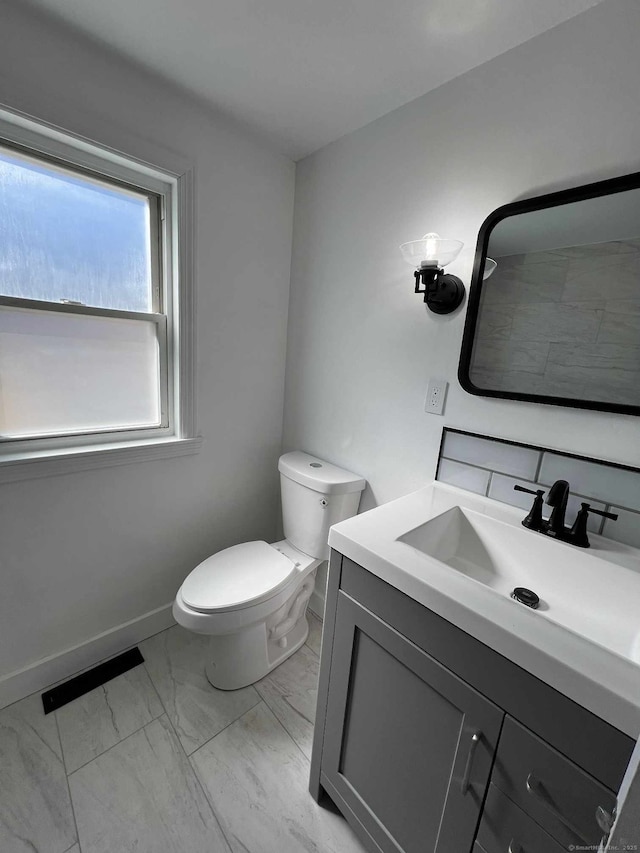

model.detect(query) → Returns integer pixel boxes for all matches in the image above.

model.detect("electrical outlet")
[425,378,448,415]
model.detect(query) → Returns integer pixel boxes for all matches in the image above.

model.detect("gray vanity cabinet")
[321,592,503,853]
[311,553,634,853]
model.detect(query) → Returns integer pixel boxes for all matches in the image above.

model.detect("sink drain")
[511,587,540,609]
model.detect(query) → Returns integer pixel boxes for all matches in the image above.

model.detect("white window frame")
[0,109,199,482]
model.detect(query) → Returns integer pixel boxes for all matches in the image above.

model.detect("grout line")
[182,689,262,758]
[594,304,606,342]
[256,698,313,766]
[65,714,172,778]
[139,626,262,759]
[65,707,233,853]
[597,500,639,516]
[63,708,165,776]
[54,711,81,851]
[442,427,640,474]
[533,451,543,483]
[165,705,245,853]
[183,696,323,848]
[174,694,258,757]
[53,665,165,776]
[304,639,320,660]
[598,507,608,537]
[186,761,234,853]
[174,724,236,853]
[440,455,538,480]
[255,680,314,763]
[304,613,322,660]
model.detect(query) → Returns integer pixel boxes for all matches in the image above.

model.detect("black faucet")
[514,481,618,548]
[545,479,570,539]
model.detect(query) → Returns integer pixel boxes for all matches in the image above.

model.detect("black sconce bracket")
[414,268,465,314]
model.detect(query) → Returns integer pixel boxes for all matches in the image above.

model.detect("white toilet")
[173,451,365,690]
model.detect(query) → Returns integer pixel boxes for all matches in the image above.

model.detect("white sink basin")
[329,481,640,737]
[399,505,640,664]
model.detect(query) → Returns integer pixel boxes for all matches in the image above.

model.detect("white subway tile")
[603,507,640,549]
[437,459,490,495]
[442,432,540,480]
[539,453,640,513]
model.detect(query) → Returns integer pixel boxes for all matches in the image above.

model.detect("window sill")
[0,436,203,483]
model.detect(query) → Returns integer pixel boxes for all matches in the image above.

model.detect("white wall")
[0,2,295,688]
[284,0,640,534]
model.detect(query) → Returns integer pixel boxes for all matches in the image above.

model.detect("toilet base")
[205,612,310,690]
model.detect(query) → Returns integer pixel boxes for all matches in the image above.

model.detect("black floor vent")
[41,647,144,714]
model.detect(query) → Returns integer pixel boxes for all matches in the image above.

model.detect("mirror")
[459,173,640,416]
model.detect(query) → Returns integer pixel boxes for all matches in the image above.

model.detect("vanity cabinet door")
[321,592,504,853]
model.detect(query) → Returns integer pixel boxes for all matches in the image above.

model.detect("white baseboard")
[0,603,176,711]
[308,588,325,620]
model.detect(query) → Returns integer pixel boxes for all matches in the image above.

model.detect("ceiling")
[25,0,603,160]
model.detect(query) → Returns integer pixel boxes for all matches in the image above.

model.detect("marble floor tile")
[306,611,323,658]
[56,664,164,772]
[69,715,230,853]
[191,702,367,853]
[140,625,260,754]
[64,846,80,853]
[0,694,77,853]
[256,644,318,759]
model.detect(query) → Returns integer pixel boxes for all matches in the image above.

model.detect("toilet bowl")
[173,451,366,690]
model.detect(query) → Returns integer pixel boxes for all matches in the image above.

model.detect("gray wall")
[0,3,295,683]
[284,0,640,535]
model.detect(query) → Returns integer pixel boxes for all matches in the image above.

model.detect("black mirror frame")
[458,171,640,417]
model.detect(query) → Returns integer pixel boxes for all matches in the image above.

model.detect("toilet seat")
[181,541,297,614]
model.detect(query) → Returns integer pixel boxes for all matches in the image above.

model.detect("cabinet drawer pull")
[461,731,481,794]
[525,772,589,845]
[595,805,616,835]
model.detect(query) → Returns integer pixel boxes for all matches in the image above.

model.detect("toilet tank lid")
[278,451,366,495]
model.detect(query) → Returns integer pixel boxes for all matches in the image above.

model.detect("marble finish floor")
[0,612,367,853]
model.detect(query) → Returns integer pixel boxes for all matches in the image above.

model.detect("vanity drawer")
[492,716,615,850]
[478,785,565,853]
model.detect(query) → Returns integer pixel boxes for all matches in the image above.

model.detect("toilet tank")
[278,451,366,560]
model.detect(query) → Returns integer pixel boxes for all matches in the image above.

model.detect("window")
[0,114,197,475]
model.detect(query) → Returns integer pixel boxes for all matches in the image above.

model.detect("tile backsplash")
[437,429,640,549]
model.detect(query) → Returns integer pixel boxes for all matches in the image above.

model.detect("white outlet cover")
[426,379,448,415]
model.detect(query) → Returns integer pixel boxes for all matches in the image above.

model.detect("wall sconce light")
[399,232,465,314]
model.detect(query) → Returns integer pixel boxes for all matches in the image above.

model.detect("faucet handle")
[570,503,619,549]
[514,485,545,497]
[585,506,619,521]
[514,485,546,532]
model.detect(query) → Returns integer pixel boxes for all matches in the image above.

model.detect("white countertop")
[329,481,640,739]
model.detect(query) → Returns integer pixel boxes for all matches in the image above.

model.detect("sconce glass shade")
[483,258,497,280]
[399,232,463,269]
